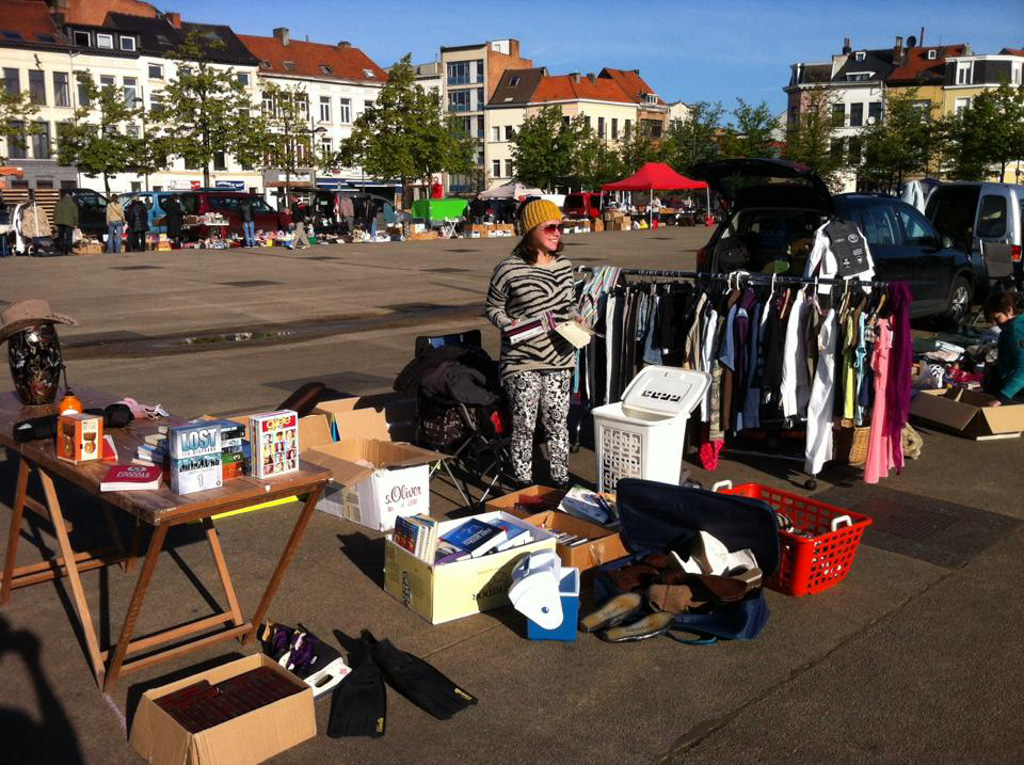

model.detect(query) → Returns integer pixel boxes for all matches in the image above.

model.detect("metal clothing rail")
[576,265,891,289]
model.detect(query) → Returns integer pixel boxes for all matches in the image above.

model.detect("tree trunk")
[203,162,211,188]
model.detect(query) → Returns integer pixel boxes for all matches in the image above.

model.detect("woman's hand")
[986,399,1003,407]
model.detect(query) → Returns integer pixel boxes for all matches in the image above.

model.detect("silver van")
[925,182,1023,295]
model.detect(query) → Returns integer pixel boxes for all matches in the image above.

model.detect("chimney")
[842,37,851,54]
[273,27,290,46]
[894,35,904,64]
[337,41,351,48]
[587,72,595,83]
[920,27,925,46]
[508,39,520,57]
[572,72,581,83]
[165,12,182,29]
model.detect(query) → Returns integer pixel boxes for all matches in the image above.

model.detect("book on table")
[100,464,163,492]
[490,519,533,551]
[438,518,507,558]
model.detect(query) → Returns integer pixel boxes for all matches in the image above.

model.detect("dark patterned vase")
[8,323,64,405]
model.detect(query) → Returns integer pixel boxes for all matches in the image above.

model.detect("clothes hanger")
[761,272,777,326]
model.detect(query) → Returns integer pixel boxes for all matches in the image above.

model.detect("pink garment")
[864,318,895,484]
[699,438,725,471]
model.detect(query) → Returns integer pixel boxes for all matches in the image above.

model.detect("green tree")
[157,29,257,187]
[0,89,41,163]
[942,84,1024,182]
[617,126,662,174]
[572,127,625,189]
[784,86,845,190]
[340,54,474,208]
[859,87,933,193]
[56,73,142,195]
[255,82,313,201]
[720,98,777,158]
[509,104,577,191]
[661,101,723,174]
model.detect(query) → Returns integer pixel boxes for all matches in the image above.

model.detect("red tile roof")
[0,0,59,40]
[887,44,967,83]
[599,68,665,105]
[238,34,388,84]
[1001,48,1024,57]
[533,74,635,104]
[61,0,160,25]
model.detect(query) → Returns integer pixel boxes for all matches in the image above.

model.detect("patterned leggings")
[502,369,571,483]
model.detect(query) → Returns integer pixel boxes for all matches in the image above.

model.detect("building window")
[508,76,520,87]
[126,124,140,139]
[506,160,514,178]
[868,101,882,125]
[53,72,70,107]
[475,59,484,83]
[476,115,484,138]
[364,100,373,111]
[77,76,91,106]
[262,94,274,116]
[123,77,138,105]
[96,33,113,49]
[830,138,844,159]
[148,64,163,79]
[476,150,484,166]
[283,60,296,72]
[120,35,136,51]
[847,136,862,163]
[100,74,115,91]
[320,64,333,75]
[4,67,18,96]
[448,90,471,112]
[297,96,308,119]
[320,136,332,155]
[956,61,973,85]
[955,97,972,115]
[214,151,227,171]
[624,119,631,136]
[32,121,50,159]
[362,69,376,79]
[854,51,866,62]
[259,59,272,70]
[319,96,331,122]
[447,61,470,85]
[492,159,501,178]
[849,102,863,127]
[7,121,25,159]
[611,117,619,139]
[476,87,484,108]
[339,98,351,123]
[831,103,845,127]
[927,49,937,60]
[28,70,45,105]
[584,115,592,130]
[236,72,250,86]
[150,93,165,114]
[597,116,605,138]
[73,30,90,47]
[460,116,472,135]
[913,99,932,121]
[491,126,501,141]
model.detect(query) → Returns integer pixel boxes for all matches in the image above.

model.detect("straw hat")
[0,299,77,343]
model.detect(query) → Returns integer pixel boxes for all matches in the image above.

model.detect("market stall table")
[0,387,329,690]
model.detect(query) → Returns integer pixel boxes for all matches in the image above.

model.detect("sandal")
[600,612,675,643]
[579,592,643,633]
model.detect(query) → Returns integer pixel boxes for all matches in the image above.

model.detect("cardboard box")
[303,438,443,531]
[592,218,604,233]
[484,485,566,519]
[523,510,630,572]
[129,653,315,765]
[383,510,557,624]
[467,224,490,237]
[56,413,103,463]
[910,388,1024,440]
[313,393,416,443]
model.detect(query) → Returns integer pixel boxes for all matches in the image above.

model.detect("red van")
[562,192,605,221]
[180,191,292,239]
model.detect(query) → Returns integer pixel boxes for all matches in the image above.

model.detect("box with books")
[484,485,567,519]
[169,422,222,496]
[250,410,300,479]
[383,510,557,624]
[391,514,439,563]
[522,510,629,573]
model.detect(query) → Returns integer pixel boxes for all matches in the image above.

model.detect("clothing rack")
[576,265,891,289]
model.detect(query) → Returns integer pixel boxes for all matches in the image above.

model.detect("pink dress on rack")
[864,318,894,484]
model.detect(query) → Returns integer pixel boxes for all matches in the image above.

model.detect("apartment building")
[237,27,389,202]
[440,38,532,193]
[942,48,1024,116]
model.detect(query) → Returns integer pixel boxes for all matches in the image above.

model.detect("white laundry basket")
[591,366,710,493]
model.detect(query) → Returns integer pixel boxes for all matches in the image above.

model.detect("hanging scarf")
[884,282,913,472]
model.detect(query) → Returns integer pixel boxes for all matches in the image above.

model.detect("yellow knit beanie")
[518,199,562,235]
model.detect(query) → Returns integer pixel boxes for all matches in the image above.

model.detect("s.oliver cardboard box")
[910,388,1024,440]
[130,654,315,765]
[384,510,557,624]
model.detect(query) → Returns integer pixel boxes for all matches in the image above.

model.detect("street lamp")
[134,96,149,192]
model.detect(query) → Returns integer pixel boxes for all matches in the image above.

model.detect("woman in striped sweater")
[485,199,578,489]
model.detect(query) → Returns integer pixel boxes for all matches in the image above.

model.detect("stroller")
[394,330,513,508]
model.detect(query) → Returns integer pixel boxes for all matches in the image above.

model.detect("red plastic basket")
[714,482,872,597]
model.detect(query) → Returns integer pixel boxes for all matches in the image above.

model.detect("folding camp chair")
[411,330,513,509]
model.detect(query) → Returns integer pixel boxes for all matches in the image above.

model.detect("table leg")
[125,522,143,573]
[38,470,106,687]
[104,523,168,691]
[202,518,243,627]
[1,456,31,604]
[240,485,324,645]
[100,502,128,572]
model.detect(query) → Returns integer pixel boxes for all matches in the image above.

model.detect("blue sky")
[170,0,1023,117]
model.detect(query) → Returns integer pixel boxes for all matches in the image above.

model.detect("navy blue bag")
[594,478,780,644]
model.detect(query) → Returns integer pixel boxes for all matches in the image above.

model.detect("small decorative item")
[0,300,77,406]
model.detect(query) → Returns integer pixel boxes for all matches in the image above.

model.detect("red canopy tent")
[602,162,709,227]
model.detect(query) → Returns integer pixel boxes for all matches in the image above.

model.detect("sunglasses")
[539,223,562,235]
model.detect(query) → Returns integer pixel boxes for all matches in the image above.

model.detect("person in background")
[239,196,256,247]
[337,193,354,235]
[53,190,78,255]
[105,196,125,253]
[21,191,51,254]
[983,291,1024,406]
[125,197,149,252]
[290,194,309,249]
[485,199,579,489]
[162,195,184,248]
[0,197,10,257]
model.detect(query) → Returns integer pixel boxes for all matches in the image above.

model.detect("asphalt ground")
[1,227,1022,764]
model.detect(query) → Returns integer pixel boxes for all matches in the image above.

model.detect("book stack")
[169,422,223,496]
[432,517,534,566]
[204,419,248,480]
[133,428,168,468]
[100,464,163,492]
[392,514,439,563]
[558,486,617,526]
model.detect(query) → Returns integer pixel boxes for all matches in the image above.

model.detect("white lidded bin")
[592,366,710,493]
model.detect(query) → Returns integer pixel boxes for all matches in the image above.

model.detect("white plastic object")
[591,367,711,493]
[711,480,733,493]
[509,552,564,630]
[830,514,853,532]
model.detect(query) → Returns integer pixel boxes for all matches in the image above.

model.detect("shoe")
[599,612,675,643]
[579,592,643,633]
[646,584,706,615]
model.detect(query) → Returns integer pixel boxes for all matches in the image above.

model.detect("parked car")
[67,188,109,237]
[562,191,606,221]
[185,190,291,239]
[691,158,976,323]
[307,190,410,233]
[924,181,1024,295]
[117,190,190,235]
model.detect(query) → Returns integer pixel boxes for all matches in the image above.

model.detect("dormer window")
[283,60,296,72]
[646,93,658,105]
[320,64,333,75]
[508,76,520,87]
[72,30,90,46]
[260,59,272,70]
[96,33,113,49]
[120,35,136,52]
[854,51,866,62]
[927,49,937,60]
[363,69,376,78]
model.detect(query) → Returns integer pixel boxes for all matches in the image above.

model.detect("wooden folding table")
[0,388,328,690]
